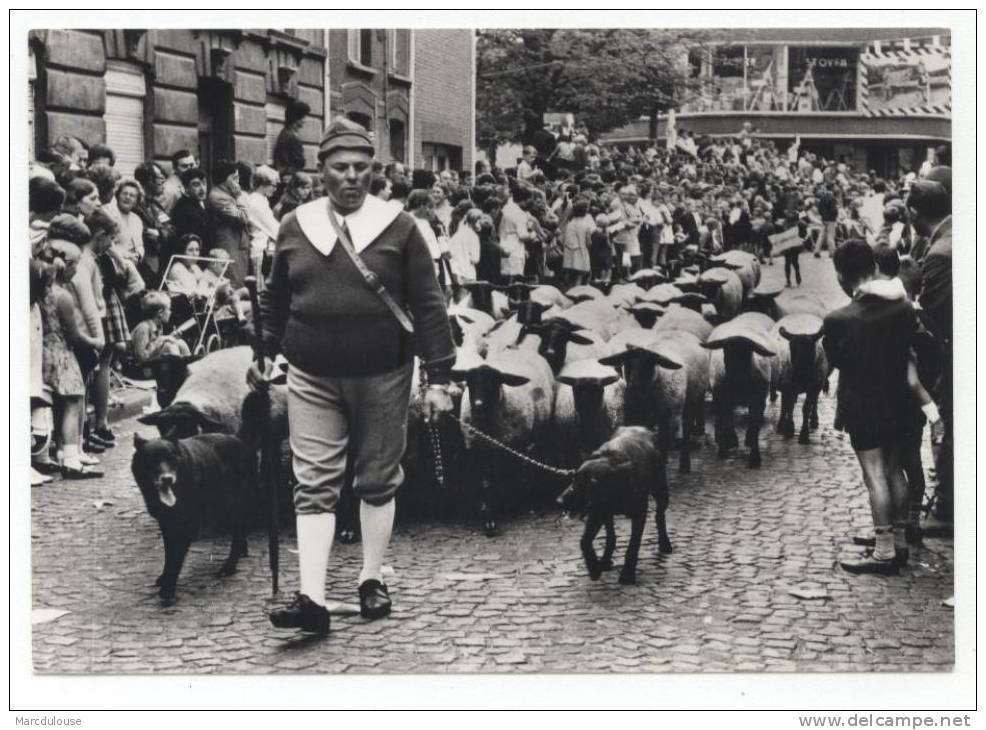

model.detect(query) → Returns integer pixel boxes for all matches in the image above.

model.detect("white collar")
[294,195,402,256]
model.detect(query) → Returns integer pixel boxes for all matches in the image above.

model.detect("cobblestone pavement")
[31,253,954,674]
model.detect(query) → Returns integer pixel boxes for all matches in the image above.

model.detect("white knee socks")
[296,512,335,606]
[873,524,895,561]
[358,499,395,586]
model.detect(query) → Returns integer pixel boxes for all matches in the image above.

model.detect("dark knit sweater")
[259,206,455,383]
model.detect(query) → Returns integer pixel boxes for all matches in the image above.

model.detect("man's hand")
[423,386,454,425]
[246,359,274,392]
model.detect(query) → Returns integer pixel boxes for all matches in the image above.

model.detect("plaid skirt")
[101,289,131,346]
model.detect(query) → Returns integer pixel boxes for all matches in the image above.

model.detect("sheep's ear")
[700,339,725,350]
[533,301,551,312]
[598,352,626,367]
[556,374,579,387]
[654,353,683,370]
[598,373,620,387]
[499,307,513,318]
[194,412,226,433]
[133,433,148,450]
[778,326,792,341]
[137,412,163,426]
[496,371,531,388]
[567,331,594,346]
[720,262,743,271]
[453,311,475,325]
[508,298,522,309]
[449,317,465,346]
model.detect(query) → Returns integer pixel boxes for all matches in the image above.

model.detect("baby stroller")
[160,255,243,357]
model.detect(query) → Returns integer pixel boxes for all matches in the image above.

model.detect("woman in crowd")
[407,189,453,300]
[107,178,145,263]
[561,196,593,287]
[62,178,101,222]
[273,171,313,221]
[165,233,206,298]
[447,207,482,285]
[242,164,281,282]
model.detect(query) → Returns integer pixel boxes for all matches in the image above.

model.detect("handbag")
[325,204,415,334]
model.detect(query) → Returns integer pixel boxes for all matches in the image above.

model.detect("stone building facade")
[29,28,327,178]
[29,27,475,179]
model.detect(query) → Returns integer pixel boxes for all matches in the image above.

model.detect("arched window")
[346,110,372,134]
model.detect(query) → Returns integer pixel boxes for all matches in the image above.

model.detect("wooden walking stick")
[244,276,279,595]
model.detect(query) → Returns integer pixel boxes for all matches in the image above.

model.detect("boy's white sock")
[358,499,395,586]
[296,512,335,607]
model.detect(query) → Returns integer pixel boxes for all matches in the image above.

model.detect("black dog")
[132,432,255,602]
[557,426,672,585]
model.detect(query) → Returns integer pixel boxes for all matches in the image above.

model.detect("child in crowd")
[590,213,614,284]
[39,240,105,478]
[131,291,191,363]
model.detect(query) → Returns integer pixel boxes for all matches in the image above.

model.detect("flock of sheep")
[138,251,832,550]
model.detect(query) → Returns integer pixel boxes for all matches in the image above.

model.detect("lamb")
[453,347,556,536]
[556,426,672,585]
[552,359,625,467]
[697,266,744,322]
[703,312,777,468]
[770,313,828,444]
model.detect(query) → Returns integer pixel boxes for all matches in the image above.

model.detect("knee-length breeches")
[287,362,414,514]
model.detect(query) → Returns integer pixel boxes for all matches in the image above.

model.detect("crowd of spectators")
[27,115,953,533]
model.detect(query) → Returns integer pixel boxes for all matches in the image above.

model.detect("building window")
[348,29,374,68]
[265,100,286,166]
[104,61,146,177]
[198,78,234,184]
[389,118,405,163]
[347,110,372,135]
[389,29,410,76]
[421,142,462,172]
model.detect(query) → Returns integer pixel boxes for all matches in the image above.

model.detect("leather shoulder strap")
[326,204,415,334]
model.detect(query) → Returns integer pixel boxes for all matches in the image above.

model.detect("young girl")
[131,291,192,363]
[40,241,104,478]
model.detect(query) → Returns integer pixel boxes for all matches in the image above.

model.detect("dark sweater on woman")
[259,198,455,383]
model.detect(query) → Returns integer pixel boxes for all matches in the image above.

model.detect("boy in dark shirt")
[823,240,924,575]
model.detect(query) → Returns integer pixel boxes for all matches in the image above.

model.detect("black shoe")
[358,579,392,620]
[840,556,899,576]
[852,534,876,547]
[268,593,330,635]
[84,439,106,454]
[33,460,62,476]
[61,464,105,480]
[93,426,116,444]
[905,523,924,546]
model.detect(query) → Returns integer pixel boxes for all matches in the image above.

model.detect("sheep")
[643,283,684,306]
[627,301,667,329]
[552,359,625,467]
[627,268,667,290]
[703,312,777,468]
[696,266,744,322]
[556,426,672,585]
[775,290,828,320]
[484,300,553,355]
[459,281,510,319]
[743,281,785,318]
[139,346,287,444]
[557,299,634,341]
[653,305,714,343]
[524,317,609,374]
[770,313,828,444]
[604,325,660,357]
[452,347,556,536]
[566,284,606,303]
[606,283,648,309]
[599,337,687,468]
[710,250,762,296]
[531,284,573,310]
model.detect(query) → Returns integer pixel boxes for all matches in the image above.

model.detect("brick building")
[326,28,475,174]
[27,27,475,181]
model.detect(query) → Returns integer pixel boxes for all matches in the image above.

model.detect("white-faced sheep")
[770,313,828,444]
[704,312,777,468]
[452,347,556,536]
[552,359,625,466]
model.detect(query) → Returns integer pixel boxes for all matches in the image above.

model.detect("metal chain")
[418,381,577,488]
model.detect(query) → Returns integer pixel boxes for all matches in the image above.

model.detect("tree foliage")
[476,28,716,154]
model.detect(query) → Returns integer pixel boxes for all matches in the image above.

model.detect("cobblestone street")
[30,254,954,674]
